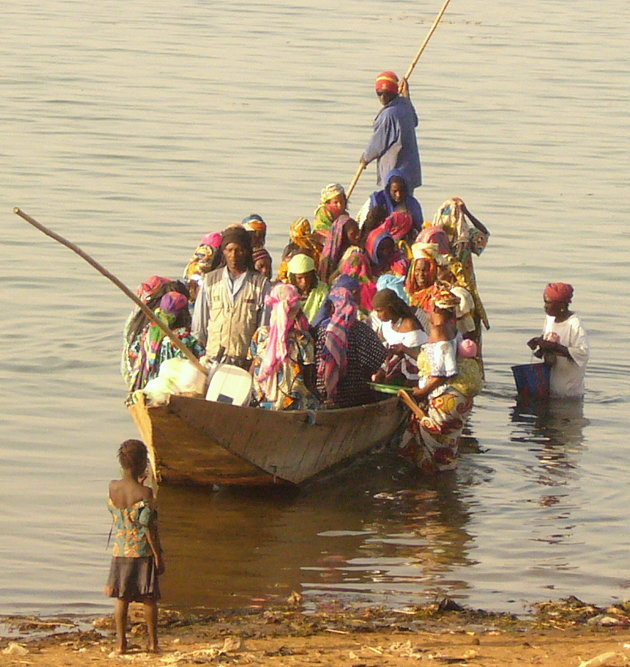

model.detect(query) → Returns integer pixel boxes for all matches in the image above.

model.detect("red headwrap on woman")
[543,282,574,303]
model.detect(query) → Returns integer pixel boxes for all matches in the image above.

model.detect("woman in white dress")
[527,282,589,398]
[371,288,427,385]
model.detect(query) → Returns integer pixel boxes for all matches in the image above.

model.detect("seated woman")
[314,286,387,409]
[286,253,329,324]
[356,169,423,233]
[371,288,427,386]
[526,282,589,398]
[277,217,322,282]
[312,183,348,237]
[398,286,482,473]
[249,283,319,410]
[365,224,409,279]
[183,233,222,302]
[318,214,362,283]
[128,290,204,392]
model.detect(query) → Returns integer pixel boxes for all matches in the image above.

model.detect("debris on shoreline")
[3,597,630,666]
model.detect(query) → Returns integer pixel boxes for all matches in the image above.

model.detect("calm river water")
[1,0,629,618]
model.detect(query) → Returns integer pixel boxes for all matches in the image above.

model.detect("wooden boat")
[129,393,407,487]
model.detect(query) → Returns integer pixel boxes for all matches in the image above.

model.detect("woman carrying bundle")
[249,283,319,411]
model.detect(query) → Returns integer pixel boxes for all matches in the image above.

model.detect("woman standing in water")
[527,282,589,398]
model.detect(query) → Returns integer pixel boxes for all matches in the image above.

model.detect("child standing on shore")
[104,439,164,654]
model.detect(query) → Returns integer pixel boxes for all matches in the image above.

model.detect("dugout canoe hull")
[128,394,406,486]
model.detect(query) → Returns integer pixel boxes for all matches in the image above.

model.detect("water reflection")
[511,398,588,478]
[157,455,477,611]
[509,399,589,548]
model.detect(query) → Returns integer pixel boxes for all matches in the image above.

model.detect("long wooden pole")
[13,207,207,375]
[346,0,453,200]
[403,0,453,81]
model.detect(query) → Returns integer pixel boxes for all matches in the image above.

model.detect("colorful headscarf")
[159,291,188,316]
[544,282,574,303]
[411,241,447,263]
[319,214,356,282]
[317,286,358,399]
[289,217,321,264]
[365,226,395,264]
[320,183,345,204]
[136,275,171,302]
[256,283,306,398]
[375,70,399,94]
[242,214,267,233]
[338,249,376,313]
[365,224,409,277]
[382,211,413,240]
[313,185,347,233]
[431,283,460,311]
[432,198,473,254]
[376,273,408,304]
[310,274,360,329]
[416,225,451,254]
[406,239,450,311]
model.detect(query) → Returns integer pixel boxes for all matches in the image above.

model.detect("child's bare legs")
[114,598,129,654]
[143,599,159,652]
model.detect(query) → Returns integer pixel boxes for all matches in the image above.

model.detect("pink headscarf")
[256,284,306,398]
[416,225,450,254]
[200,232,222,249]
[136,275,170,302]
[382,211,413,240]
[544,282,574,303]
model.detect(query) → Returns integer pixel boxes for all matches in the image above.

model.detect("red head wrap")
[543,282,574,303]
[375,71,399,94]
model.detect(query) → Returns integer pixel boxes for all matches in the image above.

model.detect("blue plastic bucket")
[511,363,550,399]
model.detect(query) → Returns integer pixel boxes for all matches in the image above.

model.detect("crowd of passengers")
[121,172,489,472]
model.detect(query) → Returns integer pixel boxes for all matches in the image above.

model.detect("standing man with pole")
[345,0,453,200]
[360,71,422,195]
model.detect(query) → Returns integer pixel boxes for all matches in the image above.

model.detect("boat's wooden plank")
[131,395,406,486]
[129,399,274,486]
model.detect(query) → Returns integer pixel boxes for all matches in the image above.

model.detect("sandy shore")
[3,597,630,666]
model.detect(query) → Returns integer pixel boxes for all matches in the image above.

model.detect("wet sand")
[3,598,630,666]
